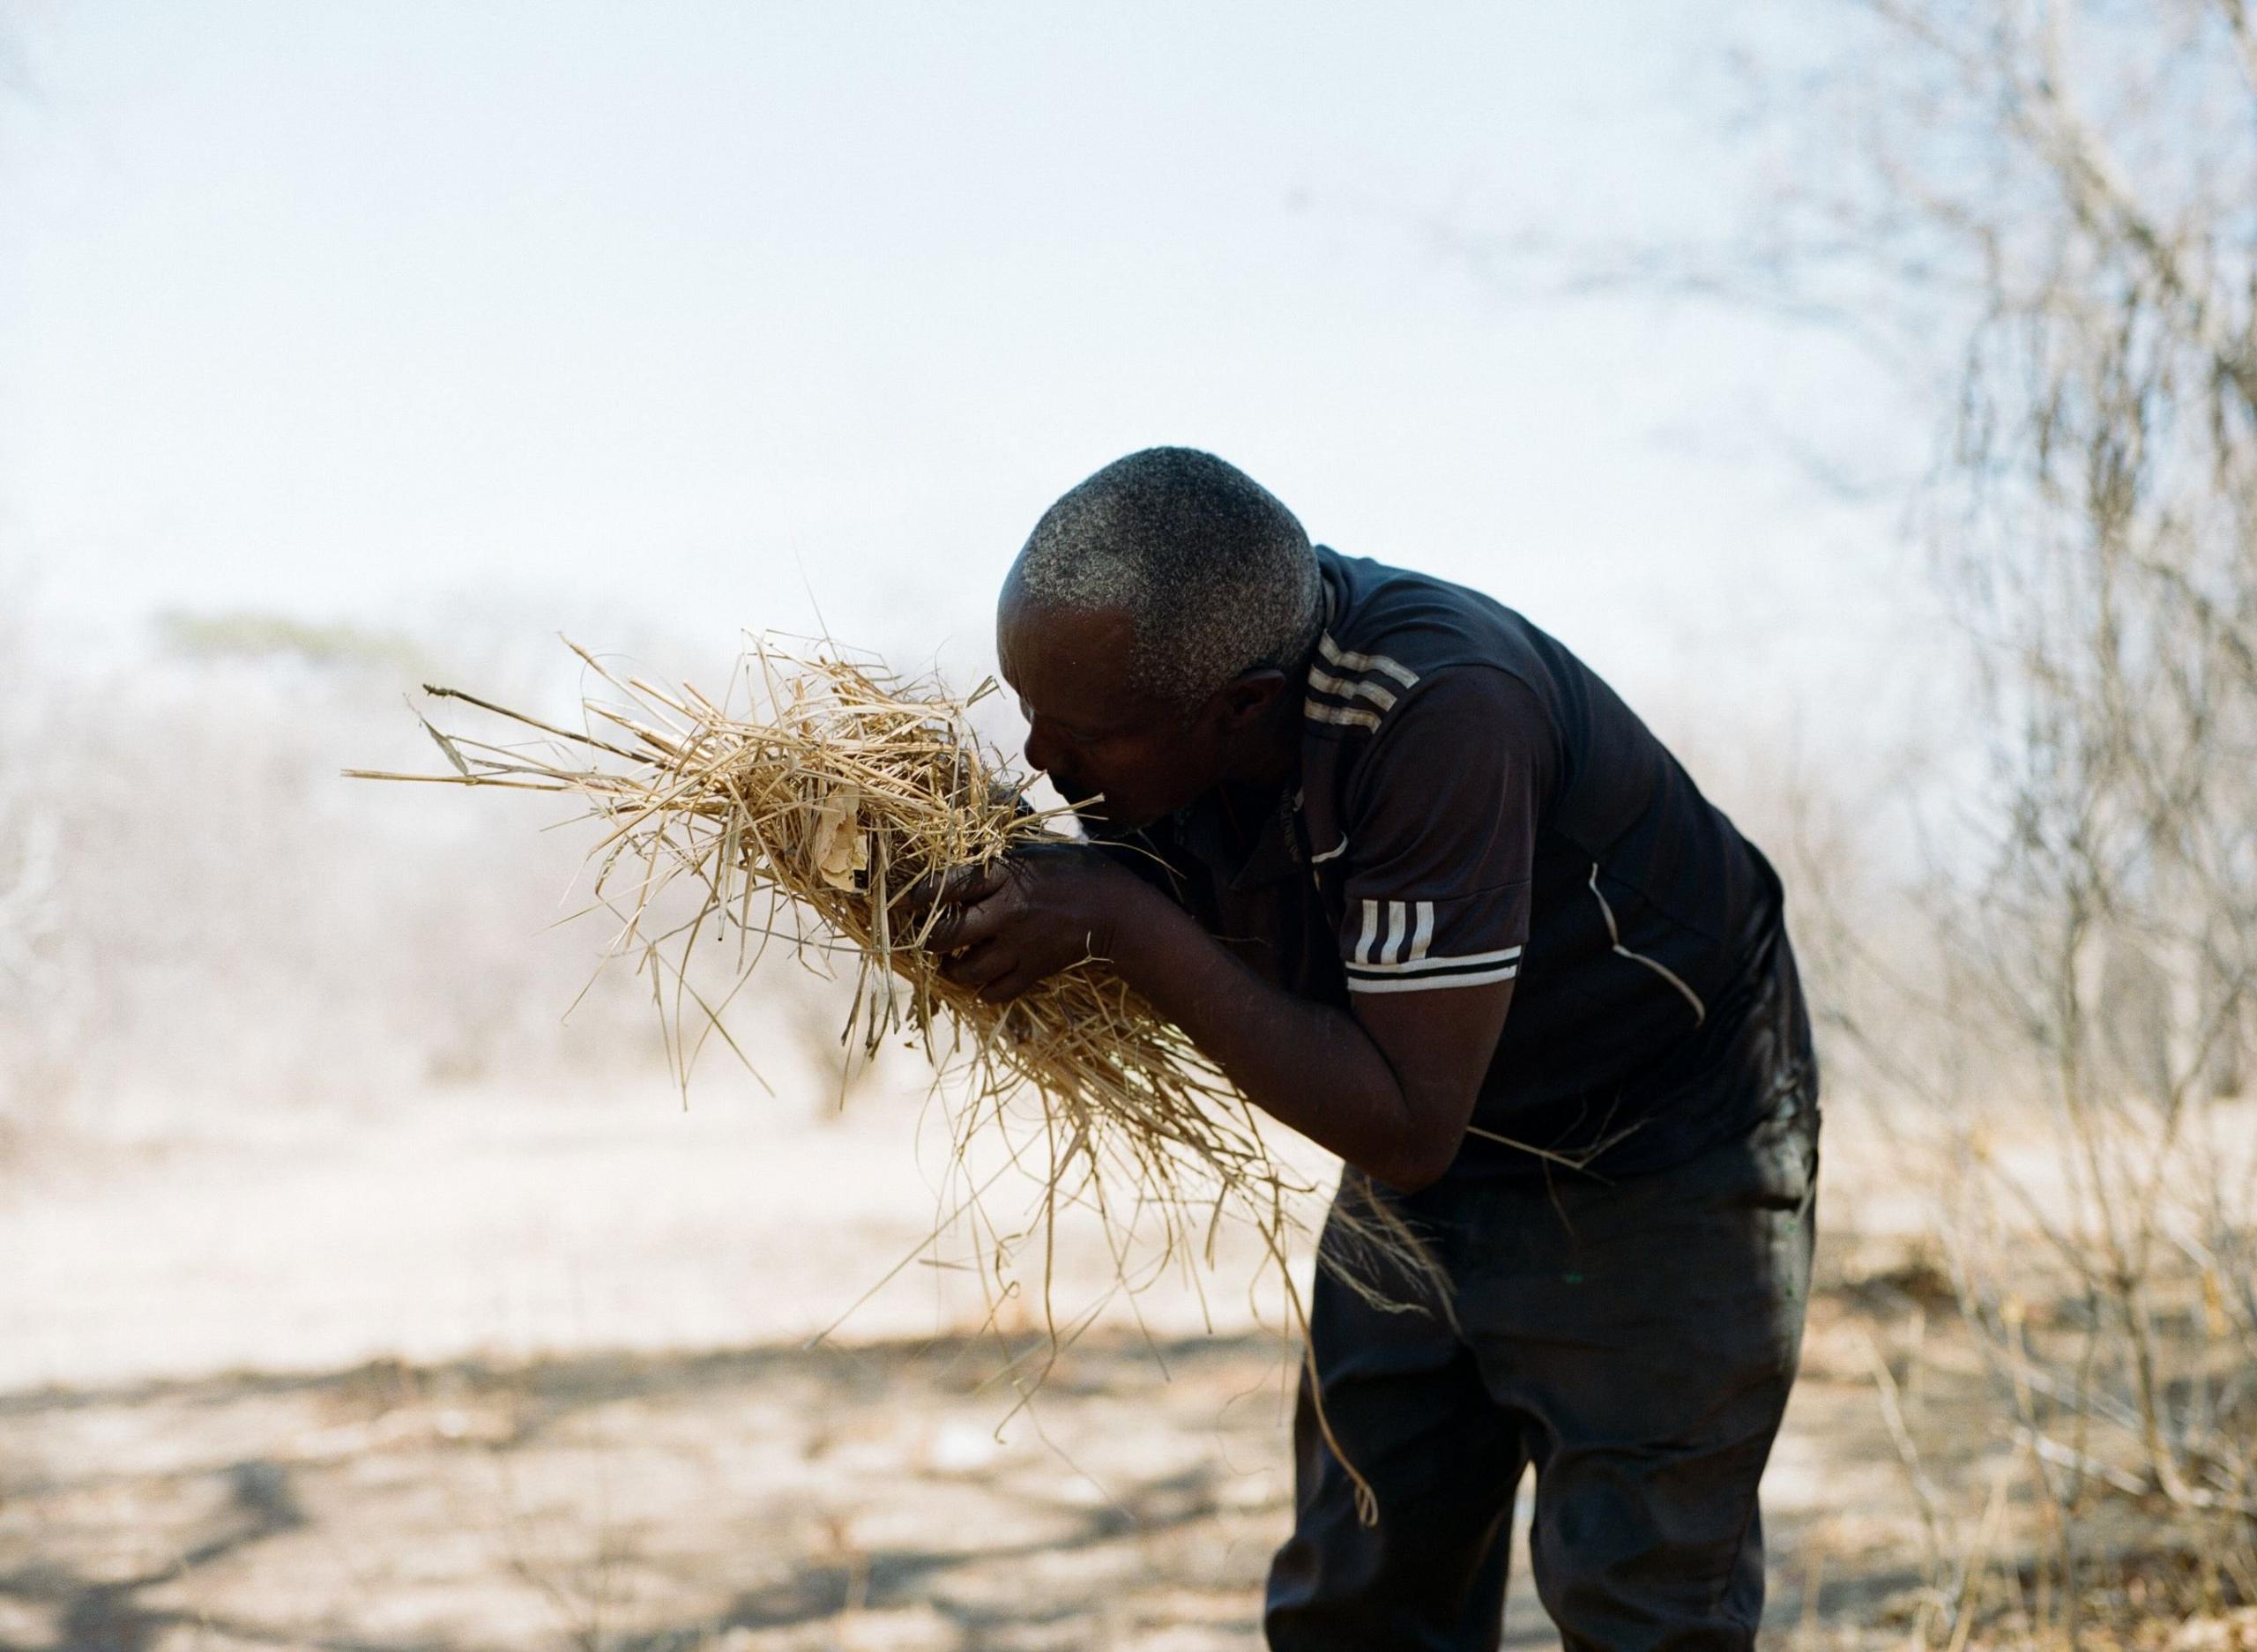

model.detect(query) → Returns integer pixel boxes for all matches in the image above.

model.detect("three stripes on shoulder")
[1346,897,1522,995]
[1307,634,1523,995]
[1304,634,1419,733]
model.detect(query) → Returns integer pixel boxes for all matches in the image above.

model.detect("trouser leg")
[1264,1200,1529,1652]
[1482,1098,1821,1651]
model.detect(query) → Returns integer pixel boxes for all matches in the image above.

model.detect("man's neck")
[1233,652,1309,791]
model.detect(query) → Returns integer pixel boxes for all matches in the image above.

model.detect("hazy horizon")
[3,2,1932,781]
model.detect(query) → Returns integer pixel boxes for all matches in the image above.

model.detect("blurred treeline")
[0,601,678,1125]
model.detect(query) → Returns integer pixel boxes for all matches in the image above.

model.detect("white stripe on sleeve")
[1345,945,1523,978]
[1382,900,1408,964]
[1304,698,1382,732]
[1347,962,1521,994]
[1317,632,1421,689]
[1306,664,1399,711]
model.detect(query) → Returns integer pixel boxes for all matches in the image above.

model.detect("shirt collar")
[1170,781,1304,891]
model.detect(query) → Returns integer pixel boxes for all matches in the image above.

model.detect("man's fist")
[912,845,1145,1003]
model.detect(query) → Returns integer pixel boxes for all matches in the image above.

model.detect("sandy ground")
[0,1079,2004,1650]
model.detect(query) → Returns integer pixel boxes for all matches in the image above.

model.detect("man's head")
[998,447,1322,829]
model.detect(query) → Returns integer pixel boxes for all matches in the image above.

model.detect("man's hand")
[916,841,1509,1194]
[917,845,1151,1003]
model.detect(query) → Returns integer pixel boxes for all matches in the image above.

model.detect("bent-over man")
[922,447,1819,1651]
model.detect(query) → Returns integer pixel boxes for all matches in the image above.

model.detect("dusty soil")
[0,1082,2199,1650]
[0,1317,1935,1652]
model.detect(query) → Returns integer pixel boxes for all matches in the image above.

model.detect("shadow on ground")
[0,1310,1958,1652]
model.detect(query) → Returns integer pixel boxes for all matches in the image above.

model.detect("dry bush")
[1473,1,2257,1634]
[1741,3,2257,1637]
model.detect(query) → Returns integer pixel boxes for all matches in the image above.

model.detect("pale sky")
[1,3,1924,758]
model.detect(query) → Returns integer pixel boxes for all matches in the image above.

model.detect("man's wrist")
[1090,864,1176,986]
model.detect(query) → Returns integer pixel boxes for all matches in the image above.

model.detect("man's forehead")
[999,599,1135,673]
[998,599,1150,721]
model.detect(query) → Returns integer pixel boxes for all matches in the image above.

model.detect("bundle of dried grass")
[349,636,1426,1521]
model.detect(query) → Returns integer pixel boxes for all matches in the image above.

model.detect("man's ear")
[1210,666,1289,734]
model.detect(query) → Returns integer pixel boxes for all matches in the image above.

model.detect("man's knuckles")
[903,862,1007,931]
[921,891,1013,953]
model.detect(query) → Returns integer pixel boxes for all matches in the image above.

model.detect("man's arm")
[925,851,1509,1193]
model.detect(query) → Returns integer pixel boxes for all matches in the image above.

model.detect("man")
[923,447,1819,1650]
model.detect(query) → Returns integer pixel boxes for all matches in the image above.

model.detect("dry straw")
[350,636,1426,1521]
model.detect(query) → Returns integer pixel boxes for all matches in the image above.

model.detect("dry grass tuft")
[349,636,1420,1518]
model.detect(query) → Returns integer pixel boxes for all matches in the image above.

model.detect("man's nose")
[1022,717,1062,778]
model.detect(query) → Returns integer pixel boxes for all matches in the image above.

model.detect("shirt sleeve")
[1334,666,1554,996]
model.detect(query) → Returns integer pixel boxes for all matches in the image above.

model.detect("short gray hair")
[1009,448,1322,712]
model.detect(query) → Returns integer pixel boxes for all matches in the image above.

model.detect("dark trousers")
[1264,1093,1819,1651]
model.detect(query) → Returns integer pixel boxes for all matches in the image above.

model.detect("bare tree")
[1446,0,2257,1632]
[1736,0,2257,1627]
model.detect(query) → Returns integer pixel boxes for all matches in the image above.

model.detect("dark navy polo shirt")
[1113,545,1817,1182]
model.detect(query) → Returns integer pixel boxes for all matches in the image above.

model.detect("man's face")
[995,594,1220,831]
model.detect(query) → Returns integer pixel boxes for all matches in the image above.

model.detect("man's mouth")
[1052,776,1101,814]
